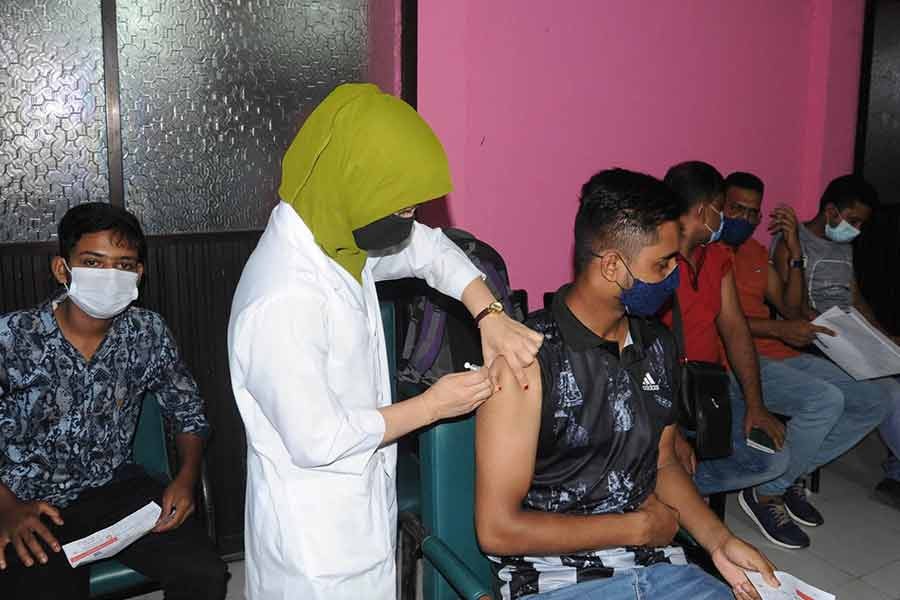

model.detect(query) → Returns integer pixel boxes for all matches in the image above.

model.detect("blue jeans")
[693,380,791,496]
[522,564,731,600]
[874,377,900,480]
[701,354,888,497]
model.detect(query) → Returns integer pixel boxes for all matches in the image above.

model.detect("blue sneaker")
[783,479,824,527]
[875,478,900,510]
[738,488,810,549]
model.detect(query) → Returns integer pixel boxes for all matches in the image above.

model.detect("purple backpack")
[397,228,525,386]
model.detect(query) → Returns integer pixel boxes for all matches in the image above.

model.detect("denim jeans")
[873,377,900,480]
[521,564,731,600]
[715,354,887,497]
[693,380,791,496]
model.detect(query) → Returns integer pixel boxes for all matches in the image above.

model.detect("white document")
[63,501,162,568]
[812,306,900,380]
[746,571,835,600]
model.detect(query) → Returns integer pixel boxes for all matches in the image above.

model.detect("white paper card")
[812,306,900,380]
[63,501,161,568]
[746,570,835,600]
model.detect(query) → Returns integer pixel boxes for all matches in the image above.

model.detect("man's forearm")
[747,318,782,341]
[784,264,805,314]
[478,508,645,557]
[654,463,730,553]
[174,433,203,484]
[720,323,764,410]
[0,482,20,511]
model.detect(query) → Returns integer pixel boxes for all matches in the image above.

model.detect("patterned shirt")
[0,296,209,508]
[491,286,685,600]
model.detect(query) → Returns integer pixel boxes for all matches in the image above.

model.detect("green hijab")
[278,83,452,282]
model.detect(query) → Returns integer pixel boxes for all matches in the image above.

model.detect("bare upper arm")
[716,270,745,330]
[475,358,543,523]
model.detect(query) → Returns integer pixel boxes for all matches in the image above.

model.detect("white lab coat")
[227,202,482,600]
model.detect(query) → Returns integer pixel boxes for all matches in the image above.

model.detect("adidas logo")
[642,373,660,392]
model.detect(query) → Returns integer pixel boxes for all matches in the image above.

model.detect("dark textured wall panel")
[0,0,110,243]
[116,0,369,234]
[0,232,261,556]
[862,0,900,205]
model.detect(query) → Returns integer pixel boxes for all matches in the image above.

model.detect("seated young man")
[720,172,887,548]
[475,169,777,600]
[0,203,226,599]
[770,176,900,509]
[660,162,790,501]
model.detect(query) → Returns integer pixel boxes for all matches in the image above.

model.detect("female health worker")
[227,84,543,599]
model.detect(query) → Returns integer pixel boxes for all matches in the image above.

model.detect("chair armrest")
[198,457,216,543]
[421,536,493,600]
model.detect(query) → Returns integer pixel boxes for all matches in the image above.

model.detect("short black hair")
[663,161,724,208]
[58,202,147,262]
[818,174,879,213]
[574,168,685,274]
[725,171,765,195]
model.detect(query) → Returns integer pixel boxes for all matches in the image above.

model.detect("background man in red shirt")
[659,161,790,536]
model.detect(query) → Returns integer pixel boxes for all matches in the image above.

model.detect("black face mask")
[352,214,415,251]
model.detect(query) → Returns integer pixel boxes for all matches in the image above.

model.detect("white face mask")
[64,264,140,319]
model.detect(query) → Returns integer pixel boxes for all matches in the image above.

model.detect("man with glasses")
[719,171,887,549]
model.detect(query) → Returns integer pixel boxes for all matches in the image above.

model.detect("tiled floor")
[724,433,900,600]
[135,434,900,600]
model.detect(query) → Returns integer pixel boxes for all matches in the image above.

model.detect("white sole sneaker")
[784,503,821,528]
[737,491,809,550]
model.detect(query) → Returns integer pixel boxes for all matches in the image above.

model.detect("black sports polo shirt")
[489,285,686,600]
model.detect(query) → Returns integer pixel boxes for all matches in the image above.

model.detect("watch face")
[491,300,504,312]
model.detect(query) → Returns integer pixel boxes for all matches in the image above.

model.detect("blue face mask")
[619,262,680,317]
[720,217,757,247]
[825,218,861,244]
[704,204,724,243]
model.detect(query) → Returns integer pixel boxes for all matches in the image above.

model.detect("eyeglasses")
[394,206,417,218]
[726,202,761,223]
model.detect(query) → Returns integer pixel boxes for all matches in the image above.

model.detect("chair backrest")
[420,415,493,600]
[133,394,173,481]
[380,301,398,402]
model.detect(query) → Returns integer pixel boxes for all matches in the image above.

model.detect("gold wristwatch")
[475,300,504,326]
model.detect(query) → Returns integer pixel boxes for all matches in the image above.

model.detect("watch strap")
[475,301,503,326]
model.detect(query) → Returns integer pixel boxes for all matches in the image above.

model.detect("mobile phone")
[746,428,777,454]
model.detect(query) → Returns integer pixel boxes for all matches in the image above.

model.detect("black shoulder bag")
[671,296,733,460]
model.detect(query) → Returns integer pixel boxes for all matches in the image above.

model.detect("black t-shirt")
[490,285,686,600]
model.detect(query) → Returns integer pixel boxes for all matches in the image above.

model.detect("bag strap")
[671,295,687,363]
[409,301,448,375]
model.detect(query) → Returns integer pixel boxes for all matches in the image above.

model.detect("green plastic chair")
[88,393,171,598]
[381,298,491,599]
[381,300,421,518]
[413,414,493,600]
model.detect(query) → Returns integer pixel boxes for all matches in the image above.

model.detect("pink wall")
[368,0,402,96]
[418,0,865,300]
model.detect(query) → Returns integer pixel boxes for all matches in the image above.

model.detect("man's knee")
[0,548,90,600]
[759,447,791,482]
[159,549,227,599]
[646,564,732,600]
[859,385,892,424]
[793,382,844,421]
